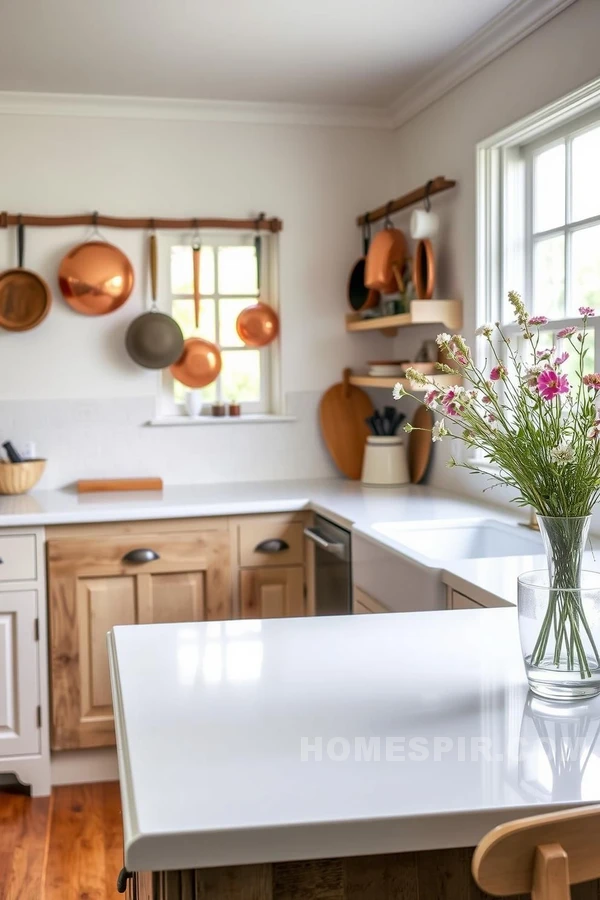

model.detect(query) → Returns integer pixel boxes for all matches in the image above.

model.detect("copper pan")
[0,222,52,332]
[58,222,134,315]
[170,245,222,388]
[236,231,279,348]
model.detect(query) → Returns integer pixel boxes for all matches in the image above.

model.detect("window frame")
[157,230,281,418]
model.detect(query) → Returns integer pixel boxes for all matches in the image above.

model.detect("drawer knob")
[254,538,289,554]
[122,548,160,564]
[116,867,132,893]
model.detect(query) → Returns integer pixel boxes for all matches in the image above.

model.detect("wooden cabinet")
[241,567,305,618]
[48,521,231,750]
[353,586,390,614]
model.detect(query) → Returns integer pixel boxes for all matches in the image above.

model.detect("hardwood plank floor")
[0,782,123,900]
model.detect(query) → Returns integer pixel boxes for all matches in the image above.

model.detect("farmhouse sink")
[371,518,543,562]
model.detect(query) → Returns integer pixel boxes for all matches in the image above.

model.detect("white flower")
[475,324,494,338]
[392,382,405,400]
[549,441,575,466]
[431,418,448,443]
[436,333,452,347]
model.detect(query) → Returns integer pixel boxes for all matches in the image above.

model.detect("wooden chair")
[472,804,600,899]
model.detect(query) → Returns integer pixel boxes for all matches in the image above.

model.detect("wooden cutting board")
[77,478,163,493]
[408,406,434,484]
[319,381,373,480]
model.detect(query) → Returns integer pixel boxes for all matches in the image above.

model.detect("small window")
[161,234,276,416]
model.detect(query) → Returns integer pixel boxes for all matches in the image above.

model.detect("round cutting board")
[408,406,434,484]
[319,383,374,480]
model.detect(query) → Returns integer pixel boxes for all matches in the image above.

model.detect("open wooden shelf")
[349,373,460,391]
[346,299,462,335]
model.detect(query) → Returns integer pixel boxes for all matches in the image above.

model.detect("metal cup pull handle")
[254,538,289,554]
[116,867,132,893]
[122,548,160,564]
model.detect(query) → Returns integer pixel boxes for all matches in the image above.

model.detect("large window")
[160,234,276,416]
[478,93,600,373]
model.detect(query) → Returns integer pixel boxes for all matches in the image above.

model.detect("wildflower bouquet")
[393,292,600,689]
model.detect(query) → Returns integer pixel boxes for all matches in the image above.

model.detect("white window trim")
[154,230,282,420]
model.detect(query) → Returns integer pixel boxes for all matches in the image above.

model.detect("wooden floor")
[0,782,123,900]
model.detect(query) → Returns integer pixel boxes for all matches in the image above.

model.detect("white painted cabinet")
[0,528,50,796]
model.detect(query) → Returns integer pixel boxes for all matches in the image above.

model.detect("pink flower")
[588,420,600,440]
[583,374,600,392]
[490,365,505,381]
[423,388,439,408]
[442,389,459,416]
[554,351,569,366]
[528,316,549,326]
[455,353,468,366]
[557,326,577,339]
[536,347,554,360]
[580,307,596,317]
[537,369,570,400]
[482,395,492,404]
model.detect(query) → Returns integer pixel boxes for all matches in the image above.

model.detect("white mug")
[184,390,203,417]
[410,208,439,240]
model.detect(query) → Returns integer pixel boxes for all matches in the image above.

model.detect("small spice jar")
[211,403,226,417]
[228,403,241,417]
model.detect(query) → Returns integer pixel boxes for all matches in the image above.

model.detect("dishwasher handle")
[304,527,347,559]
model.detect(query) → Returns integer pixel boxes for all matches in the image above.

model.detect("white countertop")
[0,477,497,531]
[109,610,600,871]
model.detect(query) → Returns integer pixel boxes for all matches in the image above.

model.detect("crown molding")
[0,90,392,130]
[389,0,578,129]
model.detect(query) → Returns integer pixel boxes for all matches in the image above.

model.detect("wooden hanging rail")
[0,212,283,233]
[356,176,456,226]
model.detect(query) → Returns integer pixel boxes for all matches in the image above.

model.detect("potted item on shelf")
[394,296,600,702]
[184,390,203,418]
[211,403,226,417]
[228,402,241,417]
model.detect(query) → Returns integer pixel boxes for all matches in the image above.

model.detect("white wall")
[389,0,600,504]
[0,113,392,486]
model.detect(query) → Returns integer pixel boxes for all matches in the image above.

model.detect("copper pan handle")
[149,234,158,306]
[192,244,201,329]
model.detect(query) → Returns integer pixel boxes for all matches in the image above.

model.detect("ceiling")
[0,0,517,108]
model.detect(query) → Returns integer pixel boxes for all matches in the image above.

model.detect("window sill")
[146,414,297,427]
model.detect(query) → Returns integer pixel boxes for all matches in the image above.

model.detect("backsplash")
[0,391,336,489]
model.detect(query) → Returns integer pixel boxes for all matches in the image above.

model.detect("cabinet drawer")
[47,532,221,574]
[237,519,305,568]
[0,534,37,582]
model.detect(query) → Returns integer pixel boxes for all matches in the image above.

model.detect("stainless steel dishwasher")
[304,514,352,615]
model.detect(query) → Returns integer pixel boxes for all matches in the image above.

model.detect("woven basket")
[0,460,46,495]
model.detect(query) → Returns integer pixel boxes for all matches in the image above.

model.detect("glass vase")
[518,516,600,701]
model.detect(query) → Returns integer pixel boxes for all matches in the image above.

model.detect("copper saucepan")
[169,245,222,388]
[365,205,408,294]
[58,219,134,315]
[236,230,279,348]
[0,222,52,332]
[125,234,184,369]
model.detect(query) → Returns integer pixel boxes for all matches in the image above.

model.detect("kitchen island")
[108,609,600,898]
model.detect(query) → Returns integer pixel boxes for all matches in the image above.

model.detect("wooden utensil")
[58,238,134,315]
[169,247,222,389]
[77,477,163,493]
[408,406,434,484]
[413,238,435,300]
[236,231,280,347]
[319,372,374,480]
[125,234,184,369]
[0,222,52,332]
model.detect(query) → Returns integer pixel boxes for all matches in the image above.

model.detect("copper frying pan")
[236,231,279,347]
[58,228,134,316]
[169,246,222,388]
[0,222,52,332]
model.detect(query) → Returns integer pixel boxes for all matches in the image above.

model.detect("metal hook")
[424,180,433,213]
[89,211,103,241]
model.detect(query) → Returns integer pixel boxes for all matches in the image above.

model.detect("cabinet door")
[0,590,39,757]
[49,530,231,750]
[240,567,305,619]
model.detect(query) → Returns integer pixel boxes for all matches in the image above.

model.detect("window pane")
[570,223,600,313]
[561,332,595,384]
[533,234,564,318]
[218,246,258,295]
[534,143,565,232]
[219,298,256,348]
[170,246,215,295]
[220,349,261,403]
[173,297,216,341]
[572,126,600,222]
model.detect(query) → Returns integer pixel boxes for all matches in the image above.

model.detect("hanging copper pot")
[236,228,279,348]
[58,216,134,315]
[169,245,222,388]
[0,221,52,332]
